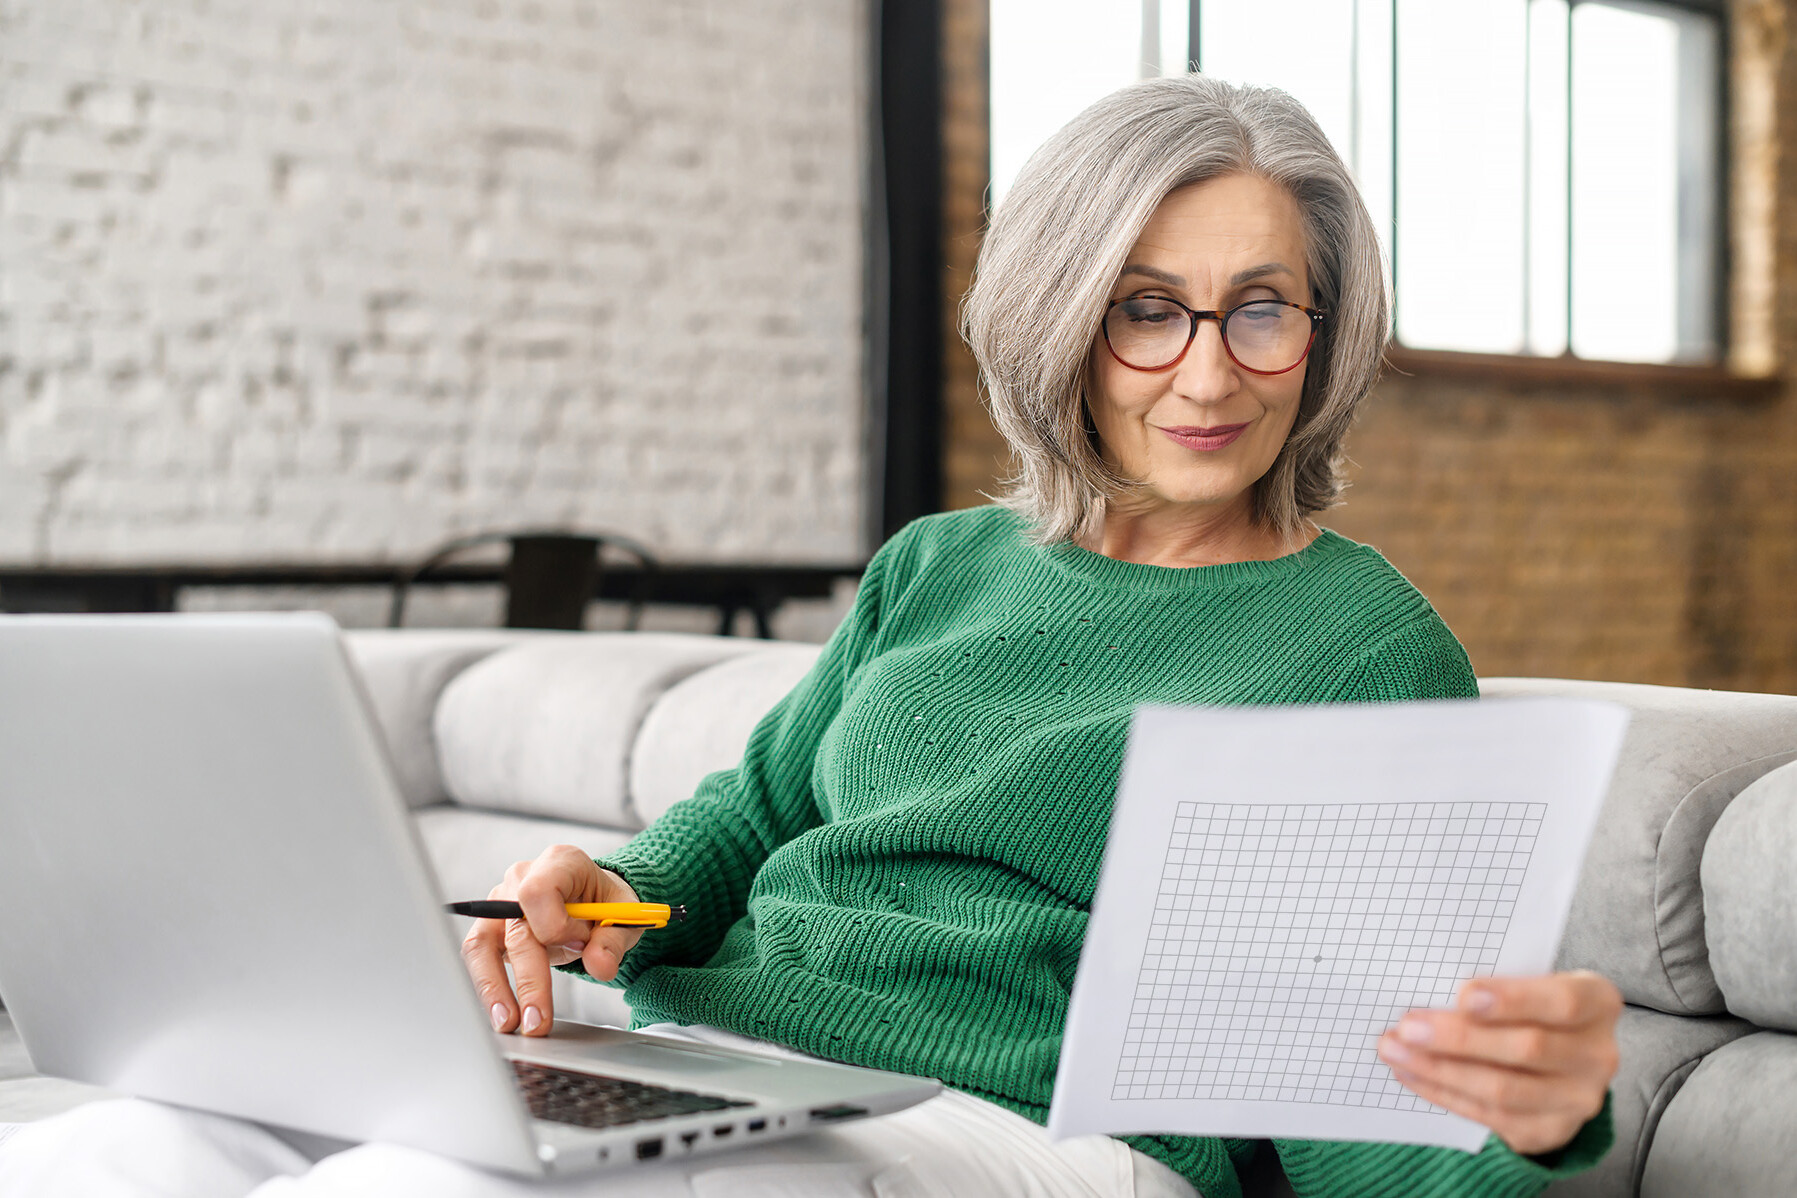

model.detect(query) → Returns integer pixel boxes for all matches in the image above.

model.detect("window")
[989,0,1726,366]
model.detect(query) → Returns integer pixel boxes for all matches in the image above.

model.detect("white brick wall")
[0,0,869,567]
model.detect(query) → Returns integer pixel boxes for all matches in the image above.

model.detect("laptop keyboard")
[509,1059,756,1131]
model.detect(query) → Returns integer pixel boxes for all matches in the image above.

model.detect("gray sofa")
[4,629,1795,1196]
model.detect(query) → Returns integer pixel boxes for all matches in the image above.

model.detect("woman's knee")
[0,1097,310,1198]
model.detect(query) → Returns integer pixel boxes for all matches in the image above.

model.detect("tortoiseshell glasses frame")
[1101,297,1328,376]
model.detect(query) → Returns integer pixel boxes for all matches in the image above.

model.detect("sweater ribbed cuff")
[1522,1092,1615,1178]
[551,850,684,989]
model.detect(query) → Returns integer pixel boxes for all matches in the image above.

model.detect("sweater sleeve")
[1330,612,1480,704]
[558,534,899,989]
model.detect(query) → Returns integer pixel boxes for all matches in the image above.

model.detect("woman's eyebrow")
[1117,264,1185,287]
[1230,263,1296,286]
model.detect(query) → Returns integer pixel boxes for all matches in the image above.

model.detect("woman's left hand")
[1377,970,1622,1156]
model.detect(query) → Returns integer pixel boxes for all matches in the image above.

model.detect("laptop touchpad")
[602,1041,775,1077]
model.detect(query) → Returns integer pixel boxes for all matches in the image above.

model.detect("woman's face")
[1087,173,1312,524]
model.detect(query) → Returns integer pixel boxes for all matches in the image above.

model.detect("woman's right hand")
[459,844,645,1038]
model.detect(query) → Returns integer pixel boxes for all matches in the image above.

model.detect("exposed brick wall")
[1323,371,1797,692]
[940,0,1004,511]
[0,0,868,567]
[938,0,1797,694]
[1326,0,1797,693]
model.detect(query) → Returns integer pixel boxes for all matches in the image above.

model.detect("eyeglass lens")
[1104,299,1314,373]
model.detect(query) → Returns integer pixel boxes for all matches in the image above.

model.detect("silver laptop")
[0,612,939,1177]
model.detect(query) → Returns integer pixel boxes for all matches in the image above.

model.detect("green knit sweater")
[576,506,1613,1196]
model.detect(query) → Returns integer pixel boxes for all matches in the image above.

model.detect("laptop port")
[746,1118,767,1132]
[713,1125,734,1137]
[679,1131,700,1149]
[809,1104,869,1123]
[635,1137,664,1160]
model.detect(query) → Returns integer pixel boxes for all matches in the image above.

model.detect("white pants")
[0,1025,1199,1198]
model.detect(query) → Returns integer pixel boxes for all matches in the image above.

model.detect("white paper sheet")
[1049,698,1629,1152]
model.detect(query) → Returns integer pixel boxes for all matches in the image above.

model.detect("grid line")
[1112,800,1547,1110]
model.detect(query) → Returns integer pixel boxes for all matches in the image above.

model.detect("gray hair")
[961,74,1389,543]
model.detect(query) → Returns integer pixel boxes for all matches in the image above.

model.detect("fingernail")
[490,1003,507,1031]
[521,1005,542,1033]
[561,940,587,954]
[1398,1018,1433,1045]
[1379,1037,1410,1065]
[1467,988,1495,1013]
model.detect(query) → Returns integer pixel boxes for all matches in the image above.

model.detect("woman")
[0,75,1618,1198]
[463,75,1620,1197]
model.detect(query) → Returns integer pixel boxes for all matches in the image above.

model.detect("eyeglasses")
[1102,296,1327,375]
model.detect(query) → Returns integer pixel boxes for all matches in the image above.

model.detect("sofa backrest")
[1482,678,1797,1017]
[347,631,820,823]
[430,634,769,827]
[344,633,1797,1024]
[629,644,825,825]
[1701,757,1797,1031]
[341,630,547,808]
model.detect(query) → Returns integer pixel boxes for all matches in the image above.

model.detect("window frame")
[1185,0,1756,388]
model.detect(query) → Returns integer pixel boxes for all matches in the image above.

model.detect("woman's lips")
[1157,423,1249,452]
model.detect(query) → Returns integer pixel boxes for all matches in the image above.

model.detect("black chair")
[387,530,658,631]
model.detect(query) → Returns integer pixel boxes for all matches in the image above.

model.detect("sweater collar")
[1036,526,1357,593]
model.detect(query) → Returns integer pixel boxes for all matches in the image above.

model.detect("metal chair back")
[387,530,656,631]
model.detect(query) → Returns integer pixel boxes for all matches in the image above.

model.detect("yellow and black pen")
[446,900,686,928]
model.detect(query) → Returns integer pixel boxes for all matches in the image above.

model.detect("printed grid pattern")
[1113,801,1546,1109]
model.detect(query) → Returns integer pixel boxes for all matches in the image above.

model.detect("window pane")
[1200,1,1357,163]
[1353,0,1396,273]
[1156,0,1190,78]
[1394,1,1528,354]
[1526,0,1570,356]
[1672,9,1721,362]
[1569,1,1718,363]
[1570,3,1677,361]
[1201,1,1382,301]
[984,0,1723,366]
[989,0,1144,207]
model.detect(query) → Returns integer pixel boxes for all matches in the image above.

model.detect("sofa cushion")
[1640,1030,1797,1198]
[629,644,825,826]
[1541,1006,1754,1198]
[1701,759,1797,1031]
[341,630,548,808]
[1480,679,1797,1015]
[433,634,762,827]
[412,804,637,906]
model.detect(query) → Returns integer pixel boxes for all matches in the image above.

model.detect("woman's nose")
[1170,319,1239,402]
